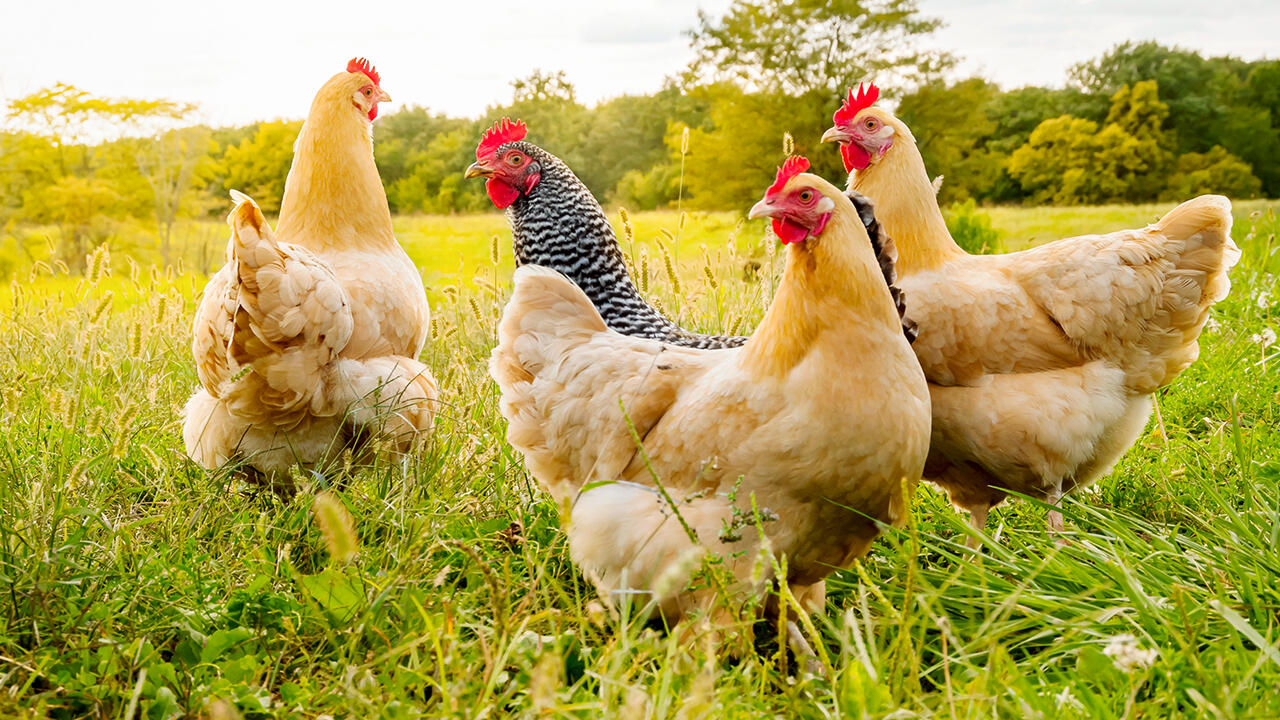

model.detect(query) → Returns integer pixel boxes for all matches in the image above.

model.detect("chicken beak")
[465,161,494,179]
[377,88,392,104]
[821,126,852,144]
[748,198,774,220]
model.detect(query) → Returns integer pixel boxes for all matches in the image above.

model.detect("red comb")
[833,82,879,125]
[476,117,528,160]
[767,156,810,195]
[347,57,380,85]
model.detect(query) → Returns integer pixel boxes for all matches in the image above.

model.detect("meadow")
[1,201,1278,718]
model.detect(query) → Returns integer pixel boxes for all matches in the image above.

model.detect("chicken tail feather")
[1137,194,1239,390]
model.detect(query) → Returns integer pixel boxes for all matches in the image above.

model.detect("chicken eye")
[864,118,879,131]
[508,154,524,166]
[799,190,814,203]
[364,88,373,97]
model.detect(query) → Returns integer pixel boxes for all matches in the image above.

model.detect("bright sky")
[1,0,1275,128]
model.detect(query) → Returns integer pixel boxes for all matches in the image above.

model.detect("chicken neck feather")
[742,191,900,379]
[850,123,964,274]
[276,72,395,252]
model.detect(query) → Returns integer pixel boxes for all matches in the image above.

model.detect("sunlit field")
[1,202,1278,717]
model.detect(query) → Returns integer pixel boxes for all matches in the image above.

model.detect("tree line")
[2,0,1277,276]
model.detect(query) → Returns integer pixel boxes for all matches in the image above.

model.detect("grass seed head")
[312,491,359,564]
[620,207,634,244]
[154,295,169,326]
[660,242,681,295]
[90,293,113,324]
[86,244,110,283]
[701,246,718,290]
[128,321,144,357]
[639,249,650,294]
[783,131,795,156]
[64,458,90,491]
[490,234,501,266]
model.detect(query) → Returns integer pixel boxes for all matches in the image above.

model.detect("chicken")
[464,118,914,346]
[183,59,438,490]
[490,157,930,624]
[821,83,1241,539]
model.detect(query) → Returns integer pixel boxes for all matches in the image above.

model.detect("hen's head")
[343,58,391,122]
[465,118,542,209]
[821,83,901,173]
[748,156,839,246]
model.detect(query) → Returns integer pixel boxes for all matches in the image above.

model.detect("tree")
[1009,82,1175,205]
[511,70,578,104]
[895,78,1003,202]
[1103,80,1174,199]
[673,84,842,211]
[21,176,126,268]
[219,121,302,215]
[136,126,217,264]
[5,83,189,176]
[1069,41,1280,196]
[1238,61,1280,195]
[576,88,705,203]
[685,0,953,97]
[1163,146,1262,200]
[984,86,1106,155]
[0,132,62,223]
[4,84,194,266]
[387,126,488,214]
[374,106,480,212]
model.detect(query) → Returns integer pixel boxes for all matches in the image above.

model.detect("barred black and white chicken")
[465,118,915,347]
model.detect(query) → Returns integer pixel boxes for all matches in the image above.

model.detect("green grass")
[0,203,1277,718]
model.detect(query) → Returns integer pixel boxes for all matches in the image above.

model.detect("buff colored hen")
[490,158,930,625]
[182,59,437,490]
[823,83,1240,540]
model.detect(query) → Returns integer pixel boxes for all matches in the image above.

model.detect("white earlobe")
[816,196,835,213]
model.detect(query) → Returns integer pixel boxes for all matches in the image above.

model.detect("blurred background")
[1,0,1277,280]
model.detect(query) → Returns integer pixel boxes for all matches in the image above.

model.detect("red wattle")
[368,105,379,121]
[772,217,810,245]
[486,178,521,209]
[840,142,870,172]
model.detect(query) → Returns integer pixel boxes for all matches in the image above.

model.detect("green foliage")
[610,163,680,210]
[685,0,953,95]
[896,78,1005,203]
[1072,41,1280,196]
[943,198,1000,253]
[676,85,846,211]
[1164,146,1263,200]
[219,121,302,215]
[1010,82,1175,205]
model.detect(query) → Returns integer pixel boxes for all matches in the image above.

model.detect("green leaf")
[145,686,180,720]
[200,627,253,664]
[298,567,363,623]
